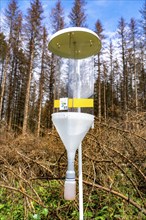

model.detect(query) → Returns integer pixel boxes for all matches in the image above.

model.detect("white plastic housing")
[52,112,94,200]
[52,112,94,152]
[64,180,76,200]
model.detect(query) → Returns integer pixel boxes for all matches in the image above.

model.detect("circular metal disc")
[48,27,101,59]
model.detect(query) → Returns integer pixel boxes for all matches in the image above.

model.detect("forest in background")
[0,0,146,219]
[0,0,145,135]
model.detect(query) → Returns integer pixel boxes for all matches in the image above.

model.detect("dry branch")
[82,180,146,215]
[0,184,46,208]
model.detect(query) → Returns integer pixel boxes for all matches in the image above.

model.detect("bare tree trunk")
[8,111,12,130]
[36,54,44,137]
[123,52,127,112]
[6,56,14,128]
[0,52,10,120]
[22,0,44,135]
[109,41,114,117]
[22,46,34,135]
[36,74,43,137]
[36,28,46,137]
[118,18,128,113]
[98,54,101,122]
[36,89,42,137]
[134,62,138,113]
[49,54,55,129]
[103,63,107,122]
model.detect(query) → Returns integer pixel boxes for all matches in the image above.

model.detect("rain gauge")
[48,27,101,219]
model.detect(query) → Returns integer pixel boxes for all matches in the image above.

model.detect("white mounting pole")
[76,59,84,220]
[78,143,84,220]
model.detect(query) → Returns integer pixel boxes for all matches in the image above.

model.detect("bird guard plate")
[48,27,101,59]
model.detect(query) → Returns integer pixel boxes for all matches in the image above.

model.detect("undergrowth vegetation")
[0,113,146,219]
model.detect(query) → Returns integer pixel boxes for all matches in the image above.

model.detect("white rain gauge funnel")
[52,112,94,199]
[48,27,101,217]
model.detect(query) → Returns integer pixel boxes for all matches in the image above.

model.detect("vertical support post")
[76,59,83,219]
[78,143,84,220]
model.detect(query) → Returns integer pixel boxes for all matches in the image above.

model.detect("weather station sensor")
[48,27,101,220]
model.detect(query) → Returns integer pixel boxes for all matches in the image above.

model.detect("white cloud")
[0,9,7,35]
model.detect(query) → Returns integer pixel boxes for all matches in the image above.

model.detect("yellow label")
[73,98,93,107]
[54,100,60,108]
[54,98,93,108]
[68,99,73,107]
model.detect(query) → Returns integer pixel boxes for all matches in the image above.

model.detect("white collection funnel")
[52,112,94,200]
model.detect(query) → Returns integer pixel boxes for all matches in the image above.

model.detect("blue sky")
[0,0,145,34]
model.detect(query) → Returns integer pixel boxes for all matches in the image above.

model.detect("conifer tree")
[6,12,22,129]
[117,17,128,112]
[139,1,146,107]
[22,0,43,135]
[103,62,108,121]
[13,49,28,130]
[94,20,105,120]
[108,40,115,116]
[36,27,48,136]
[68,0,87,27]
[0,0,21,121]
[139,1,146,48]
[129,18,139,112]
[51,0,65,33]
[0,33,7,86]
[49,0,65,129]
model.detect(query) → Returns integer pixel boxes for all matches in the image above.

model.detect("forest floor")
[0,112,146,219]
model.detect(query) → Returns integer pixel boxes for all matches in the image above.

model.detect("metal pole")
[79,143,84,220]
